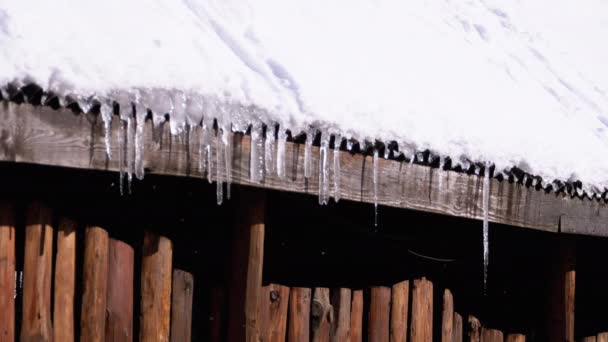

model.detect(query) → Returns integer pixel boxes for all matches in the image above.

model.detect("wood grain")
[331,288,351,342]
[442,289,454,342]
[0,202,15,342]
[369,286,391,342]
[170,270,193,342]
[311,287,332,342]
[288,287,311,342]
[54,218,77,342]
[453,313,463,342]
[582,337,597,342]
[410,278,433,342]
[350,290,363,342]
[506,334,525,342]
[260,284,290,342]
[548,240,576,342]
[81,226,110,342]
[597,333,608,342]
[3,102,608,236]
[106,239,134,342]
[21,202,53,342]
[390,280,409,342]
[481,328,503,342]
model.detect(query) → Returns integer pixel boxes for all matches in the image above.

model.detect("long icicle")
[333,134,342,202]
[250,121,264,183]
[223,126,232,200]
[265,123,276,176]
[318,131,330,205]
[100,101,113,159]
[373,148,379,228]
[304,128,315,178]
[277,128,287,179]
[134,104,146,180]
[482,162,491,293]
[216,126,224,205]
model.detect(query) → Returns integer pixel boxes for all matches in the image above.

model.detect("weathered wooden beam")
[106,239,134,342]
[331,288,351,342]
[350,290,364,342]
[21,202,53,342]
[170,269,194,342]
[260,284,290,342]
[0,202,15,342]
[410,278,433,342]
[81,226,110,342]
[468,316,481,342]
[482,329,504,342]
[453,312,463,342]
[442,289,454,342]
[548,239,576,342]
[597,333,608,342]
[390,280,409,342]
[368,286,391,342]
[54,218,77,342]
[311,287,332,342]
[506,334,525,342]
[3,102,607,235]
[288,287,311,342]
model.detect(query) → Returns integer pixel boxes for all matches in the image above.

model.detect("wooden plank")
[453,313,463,342]
[597,333,608,342]
[21,202,53,342]
[311,287,332,342]
[442,289,454,342]
[54,217,77,342]
[410,278,433,342]
[209,287,226,342]
[140,231,173,342]
[6,102,608,236]
[468,316,481,342]
[81,226,110,342]
[106,239,134,342]
[170,270,194,342]
[260,284,290,342]
[582,337,597,342]
[369,286,391,342]
[506,334,525,342]
[0,202,15,342]
[288,287,311,342]
[481,328,503,342]
[331,288,351,342]
[548,239,576,342]
[390,280,409,342]
[350,290,364,342]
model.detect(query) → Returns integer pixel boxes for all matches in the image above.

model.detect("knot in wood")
[270,289,280,302]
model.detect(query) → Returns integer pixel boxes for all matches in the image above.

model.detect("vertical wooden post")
[21,202,53,342]
[468,316,481,342]
[582,337,597,342]
[368,286,391,342]
[597,333,608,342]
[140,231,173,342]
[390,280,409,342]
[170,270,194,342]
[453,313,463,342]
[442,289,454,342]
[288,287,311,342]
[549,239,576,342]
[106,239,134,342]
[482,328,504,342]
[410,278,433,342]
[506,334,525,342]
[0,202,15,342]
[260,284,290,342]
[54,218,77,342]
[81,226,110,342]
[227,190,265,342]
[350,290,364,342]
[209,287,226,342]
[331,288,351,342]
[311,287,332,342]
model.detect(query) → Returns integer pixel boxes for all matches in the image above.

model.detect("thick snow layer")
[1,0,608,191]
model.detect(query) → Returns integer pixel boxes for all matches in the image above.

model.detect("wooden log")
[410,278,433,342]
[368,286,391,342]
[260,284,290,342]
[287,287,311,342]
[331,288,351,342]
[506,334,525,342]
[453,313,463,342]
[21,202,53,342]
[468,316,481,342]
[81,226,110,342]
[170,270,193,342]
[548,239,576,342]
[582,337,597,342]
[140,231,173,342]
[0,202,15,342]
[209,287,226,342]
[597,333,608,342]
[311,287,332,342]
[54,218,77,342]
[106,239,134,342]
[350,290,364,342]
[390,280,409,342]
[482,328,504,342]
[442,289,454,342]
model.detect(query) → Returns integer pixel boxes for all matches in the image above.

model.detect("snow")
[1,0,608,192]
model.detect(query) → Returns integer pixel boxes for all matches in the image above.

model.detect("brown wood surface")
[21,202,53,342]
[260,284,290,342]
[209,287,226,342]
[311,287,332,342]
[390,280,409,342]
[369,286,391,342]
[170,269,194,342]
[54,218,77,342]
[582,337,597,342]
[468,316,481,342]
[330,288,351,342]
[4,102,608,236]
[140,231,173,342]
[506,334,525,342]
[453,313,463,342]
[288,287,311,342]
[410,278,433,342]
[482,329,504,342]
[548,239,576,342]
[442,289,454,342]
[0,202,15,342]
[81,226,110,342]
[350,290,364,342]
[597,333,608,342]
[106,239,134,342]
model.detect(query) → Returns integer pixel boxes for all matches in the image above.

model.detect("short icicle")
[482,162,491,293]
[200,118,213,183]
[304,128,315,178]
[333,134,342,202]
[250,122,264,183]
[373,149,379,228]
[318,131,330,205]
[276,128,287,179]
[100,101,113,159]
[134,104,146,180]
[265,124,276,176]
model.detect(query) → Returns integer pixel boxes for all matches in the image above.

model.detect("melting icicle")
[100,101,113,159]
[265,124,276,176]
[318,132,330,205]
[333,134,342,202]
[199,119,210,181]
[118,115,126,195]
[482,162,491,292]
[304,128,315,178]
[373,149,379,228]
[250,122,264,183]
[134,104,146,180]
[216,128,224,205]
[126,115,135,193]
[223,127,232,200]
[276,129,287,179]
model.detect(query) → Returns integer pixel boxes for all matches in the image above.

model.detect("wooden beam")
[3,102,608,236]
[453,312,463,342]
[410,278,433,342]
[506,334,525,342]
[170,270,194,342]
[288,287,311,342]
[482,328,504,342]
[21,202,53,342]
[54,218,77,342]
[548,239,576,342]
[81,226,110,342]
[311,287,332,342]
[468,316,481,342]
[331,288,351,342]
[350,290,364,342]
[0,202,15,342]
[582,337,597,342]
[260,284,290,342]
[368,286,391,342]
[106,239,134,342]
[140,231,173,342]
[597,333,608,342]
[442,289,454,342]
[390,280,409,342]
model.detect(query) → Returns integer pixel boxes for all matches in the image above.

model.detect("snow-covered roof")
[2,0,608,193]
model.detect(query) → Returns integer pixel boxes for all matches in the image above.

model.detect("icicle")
[126,114,135,193]
[250,122,264,183]
[134,104,146,180]
[199,119,210,180]
[216,128,224,205]
[100,101,113,159]
[304,128,315,178]
[384,146,390,159]
[373,149,379,228]
[482,162,491,292]
[265,124,276,175]
[118,115,125,195]
[318,131,330,205]
[333,134,342,202]
[346,139,354,151]
[223,126,232,200]
[76,96,93,113]
[277,129,287,179]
